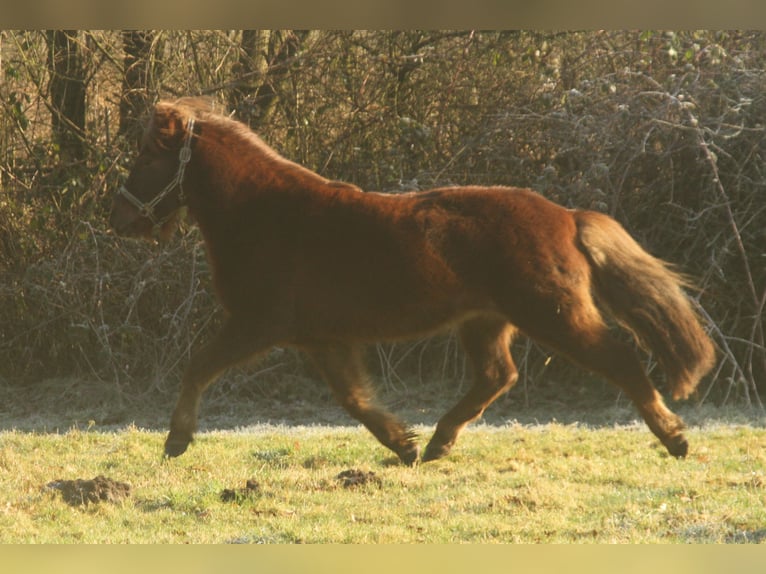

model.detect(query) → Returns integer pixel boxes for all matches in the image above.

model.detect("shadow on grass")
[1,374,763,434]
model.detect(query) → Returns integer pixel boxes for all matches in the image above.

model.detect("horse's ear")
[150,103,190,150]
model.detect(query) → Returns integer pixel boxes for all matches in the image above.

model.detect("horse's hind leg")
[305,343,420,466]
[165,319,270,458]
[523,299,689,458]
[423,316,518,462]
[579,336,689,457]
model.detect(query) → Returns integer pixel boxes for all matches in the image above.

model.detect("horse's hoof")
[421,441,451,463]
[666,434,689,459]
[164,432,192,458]
[398,444,420,467]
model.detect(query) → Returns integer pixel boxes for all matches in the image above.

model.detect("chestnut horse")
[110,98,715,465]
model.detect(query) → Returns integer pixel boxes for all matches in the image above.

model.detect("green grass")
[1,421,765,543]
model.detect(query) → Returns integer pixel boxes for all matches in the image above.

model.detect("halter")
[117,118,195,229]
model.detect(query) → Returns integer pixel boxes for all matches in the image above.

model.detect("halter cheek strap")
[118,118,196,228]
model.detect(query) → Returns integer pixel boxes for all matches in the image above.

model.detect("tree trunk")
[228,30,309,128]
[119,30,160,145]
[46,30,86,164]
[228,30,270,120]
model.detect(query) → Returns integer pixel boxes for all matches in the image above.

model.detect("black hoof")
[164,432,192,458]
[666,435,689,459]
[421,441,451,463]
[398,444,420,467]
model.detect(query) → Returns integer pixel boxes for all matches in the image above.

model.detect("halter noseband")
[118,117,195,229]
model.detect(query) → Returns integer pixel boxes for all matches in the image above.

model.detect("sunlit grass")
[1,422,765,543]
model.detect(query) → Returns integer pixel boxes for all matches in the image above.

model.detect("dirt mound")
[220,478,260,502]
[336,469,381,488]
[47,475,131,506]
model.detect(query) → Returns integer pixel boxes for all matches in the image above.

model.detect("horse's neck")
[188,134,327,225]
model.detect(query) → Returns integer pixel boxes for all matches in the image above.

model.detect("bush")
[0,31,763,406]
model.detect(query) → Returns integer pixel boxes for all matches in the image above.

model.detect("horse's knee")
[476,360,518,400]
[502,369,519,393]
[332,387,370,420]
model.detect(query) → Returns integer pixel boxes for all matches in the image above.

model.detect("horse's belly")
[294,288,496,345]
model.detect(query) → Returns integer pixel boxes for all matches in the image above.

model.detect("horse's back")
[290,185,582,340]
[390,185,582,284]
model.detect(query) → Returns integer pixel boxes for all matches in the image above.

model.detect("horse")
[109,97,715,466]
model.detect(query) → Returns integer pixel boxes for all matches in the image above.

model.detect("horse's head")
[110,102,196,240]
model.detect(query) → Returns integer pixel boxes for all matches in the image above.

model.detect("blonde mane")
[163,97,309,176]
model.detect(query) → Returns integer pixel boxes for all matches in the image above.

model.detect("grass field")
[1,409,765,543]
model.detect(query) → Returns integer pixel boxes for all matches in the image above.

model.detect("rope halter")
[117,117,195,229]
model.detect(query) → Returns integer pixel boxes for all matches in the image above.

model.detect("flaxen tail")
[574,210,715,400]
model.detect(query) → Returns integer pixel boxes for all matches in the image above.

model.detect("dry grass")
[1,418,765,543]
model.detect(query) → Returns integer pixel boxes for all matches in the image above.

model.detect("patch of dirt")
[220,478,260,502]
[46,475,131,506]
[336,469,381,488]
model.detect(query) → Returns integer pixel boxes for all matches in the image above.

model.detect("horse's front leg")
[305,343,420,466]
[423,317,518,462]
[164,319,270,458]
